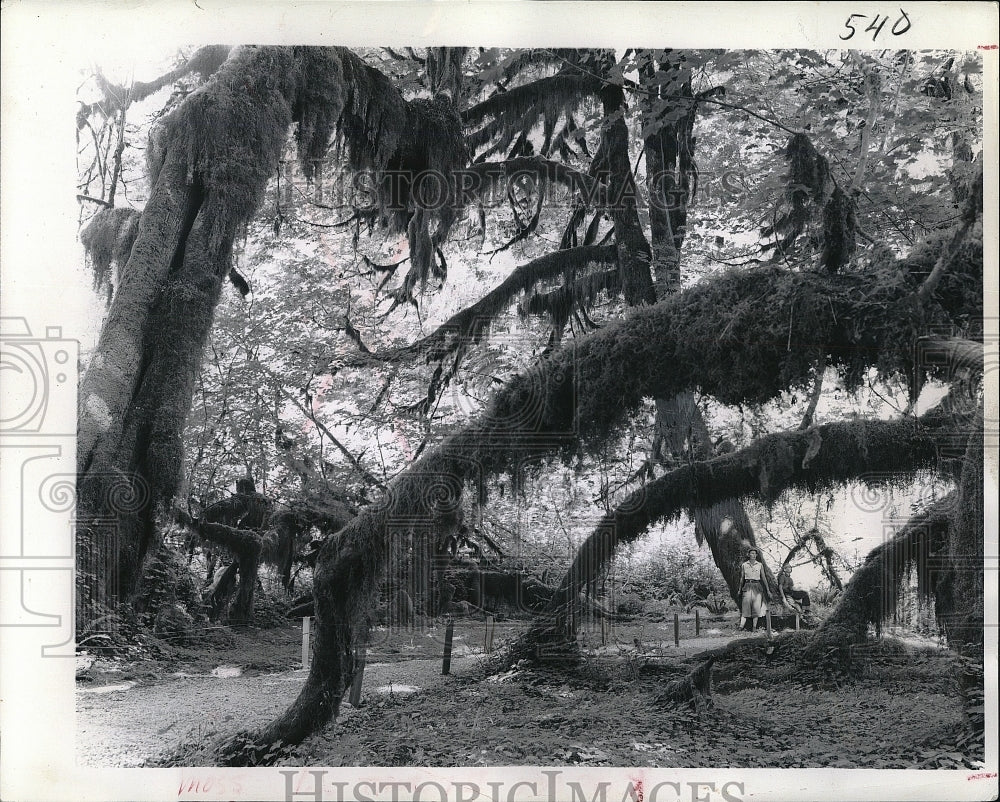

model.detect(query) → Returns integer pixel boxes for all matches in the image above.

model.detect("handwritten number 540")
[841,10,912,41]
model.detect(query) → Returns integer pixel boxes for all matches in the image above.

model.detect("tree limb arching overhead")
[504,397,975,665]
[216,236,983,763]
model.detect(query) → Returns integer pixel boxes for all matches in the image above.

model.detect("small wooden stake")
[673,613,680,646]
[695,609,700,636]
[794,613,800,630]
[765,610,773,639]
[301,616,311,670]
[349,646,366,707]
[442,619,455,675]
[484,615,496,653]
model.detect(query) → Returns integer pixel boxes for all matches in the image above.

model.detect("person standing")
[738,547,769,631]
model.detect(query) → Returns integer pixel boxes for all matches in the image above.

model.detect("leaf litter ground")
[76,615,982,769]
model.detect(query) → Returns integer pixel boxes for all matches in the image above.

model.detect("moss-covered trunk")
[941,414,984,657]
[801,496,954,667]
[802,411,982,668]
[75,46,317,621]
[76,151,215,614]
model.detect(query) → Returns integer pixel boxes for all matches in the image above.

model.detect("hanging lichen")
[79,206,141,298]
[760,132,833,262]
[820,186,858,273]
[464,72,601,162]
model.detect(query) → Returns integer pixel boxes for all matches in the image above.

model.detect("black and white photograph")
[1,2,997,801]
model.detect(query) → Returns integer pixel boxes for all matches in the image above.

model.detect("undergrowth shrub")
[615,592,645,616]
[618,545,730,609]
[252,570,294,627]
[137,540,207,641]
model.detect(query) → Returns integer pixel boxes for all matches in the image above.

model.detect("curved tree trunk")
[941,414,984,657]
[801,495,954,667]
[502,403,967,666]
[197,521,270,625]
[802,411,983,668]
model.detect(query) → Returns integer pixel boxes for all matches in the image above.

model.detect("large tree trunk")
[597,81,655,306]
[640,51,693,296]
[637,55,771,608]
[75,47,304,621]
[76,150,207,614]
[655,394,780,604]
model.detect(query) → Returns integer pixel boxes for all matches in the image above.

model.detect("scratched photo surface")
[1,3,996,801]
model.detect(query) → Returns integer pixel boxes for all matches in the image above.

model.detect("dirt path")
[76,655,482,767]
[77,620,970,769]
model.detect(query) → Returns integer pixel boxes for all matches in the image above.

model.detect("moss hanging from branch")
[519,267,620,325]
[426,47,468,99]
[79,206,141,296]
[333,51,468,297]
[80,46,452,608]
[219,231,981,760]
[339,245,617,368]
[761,132,836,263]
[464,72,601,160]
[78,45,232,126]
[820,186,857,273]
[147,46,468,301]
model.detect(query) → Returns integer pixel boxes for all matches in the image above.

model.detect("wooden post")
[484,615,496,654]
[349,646,366,707]
[765,610,773,639]
[673,613,680,647]
[301,616,311,670]
[442,619,455,675]
[794,612,800,630]
[695,609,700,636]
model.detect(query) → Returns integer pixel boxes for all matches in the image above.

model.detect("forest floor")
[75,612,984,769]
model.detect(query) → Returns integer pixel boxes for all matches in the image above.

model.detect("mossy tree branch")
[338,245,617,368]
[506,401,971,663]
[218,248,979,762]
[801,494,955,668]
